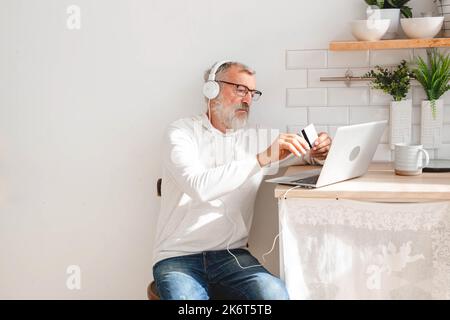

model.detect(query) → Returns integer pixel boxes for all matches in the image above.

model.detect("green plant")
[365,0,412,18]
[411,49,450,118]
[364,60,412,102]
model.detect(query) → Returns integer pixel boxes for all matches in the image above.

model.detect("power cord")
[222,185,301,269]
[282,185,301,199]
[219,198,285,270]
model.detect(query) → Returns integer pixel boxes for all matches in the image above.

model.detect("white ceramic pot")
[368,8,400,39]
[389,99,412,150]
[421,99,443,149]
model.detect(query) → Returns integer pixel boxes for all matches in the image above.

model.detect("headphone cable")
[220,198,283,270]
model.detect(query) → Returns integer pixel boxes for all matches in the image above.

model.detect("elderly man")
[152,61,332,300]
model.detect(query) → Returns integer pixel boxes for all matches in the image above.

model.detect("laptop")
[265,120,387,188]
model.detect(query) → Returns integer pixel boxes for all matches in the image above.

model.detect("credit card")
[301,124,318,149]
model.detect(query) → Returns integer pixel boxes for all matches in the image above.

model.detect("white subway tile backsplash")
[412,87,427,106]
[308,68,371,88]
[373,144,392,162]
[287,124,333,139]
[308,107,348,125]
[327,125,338,138]
[412,49,427,61]
[328,87,369,106]
[277,70,305,107]
[370,49,413,66]
[284,107,308,123]
[425,149,435,160]
[440,48,450,56]
[291,125,339,138]
[437,144,450,159]
[350,106,389,124]
[286,88,327,107]
[282,47,431,159]
[327,51,370,68]
[442,91,450,104]
[370,89,392,105]
[443,125,450,143]
[282,69,308,88]
[445,105,450,123]
[309,125,338,141]
[314,125,328,132]
[370,90,412,106]
[286,50,327,69]
[413,48,450,62]
[287,125,305,134]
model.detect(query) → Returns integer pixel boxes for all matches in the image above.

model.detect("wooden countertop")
[274,162,450,202]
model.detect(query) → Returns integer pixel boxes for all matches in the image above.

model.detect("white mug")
[394,143,430,176]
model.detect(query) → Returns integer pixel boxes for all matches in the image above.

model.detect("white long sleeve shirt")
[152,114,321,265]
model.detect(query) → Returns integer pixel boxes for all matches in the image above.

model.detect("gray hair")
[203,61,255,82]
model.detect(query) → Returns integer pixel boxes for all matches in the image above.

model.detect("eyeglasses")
[217,80,262,101]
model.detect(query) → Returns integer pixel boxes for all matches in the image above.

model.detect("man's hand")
[310,132,332,160]
[257,133,310,167]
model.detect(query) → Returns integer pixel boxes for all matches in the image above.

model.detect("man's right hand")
[256,133,310,167]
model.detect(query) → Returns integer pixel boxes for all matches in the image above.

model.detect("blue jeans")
[152,249,289,300]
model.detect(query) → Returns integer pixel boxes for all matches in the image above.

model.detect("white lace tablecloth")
[279,198,450,299]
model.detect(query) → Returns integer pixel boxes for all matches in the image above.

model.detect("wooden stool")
[147,281,160,300]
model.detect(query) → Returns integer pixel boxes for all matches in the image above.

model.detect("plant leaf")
[411,49,450,110]
[365,0,377,5]
[401,6,412,18]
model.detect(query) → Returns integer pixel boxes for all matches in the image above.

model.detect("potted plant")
[411,49,450,149]
[365,0,413,39]
[364,60,413,149]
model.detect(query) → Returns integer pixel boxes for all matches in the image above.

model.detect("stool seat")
[147,281,160,300]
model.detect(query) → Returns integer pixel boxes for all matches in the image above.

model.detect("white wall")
[0,0,437,299]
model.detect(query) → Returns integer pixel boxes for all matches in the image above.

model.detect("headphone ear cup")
[203,81,220,99]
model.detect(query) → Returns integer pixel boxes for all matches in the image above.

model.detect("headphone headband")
[207,60,231,81]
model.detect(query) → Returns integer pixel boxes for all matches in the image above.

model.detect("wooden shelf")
[330,38,450,51]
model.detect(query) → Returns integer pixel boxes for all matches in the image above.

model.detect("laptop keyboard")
[292,175,320,185]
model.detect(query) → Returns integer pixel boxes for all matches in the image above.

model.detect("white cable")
[261,231,281,263]
[282,185,301,199]
[258,186,301,263]
[220,198,260,269]
[207,99,211,122]
[224,207,262,269]
[259,186,301,261]
[222,186,299,269]
[220,198,284,270]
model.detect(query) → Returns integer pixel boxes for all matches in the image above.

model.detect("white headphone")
[203,60,230,100]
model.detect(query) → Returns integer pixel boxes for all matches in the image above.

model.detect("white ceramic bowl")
[400,17,444,39]
[350,19,391,41]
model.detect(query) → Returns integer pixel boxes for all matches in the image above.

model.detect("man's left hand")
[310,132,332,160]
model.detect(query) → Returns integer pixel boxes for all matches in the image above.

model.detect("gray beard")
[214,103,249,131]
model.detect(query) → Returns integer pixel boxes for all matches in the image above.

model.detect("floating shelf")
[330,38,450,51]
